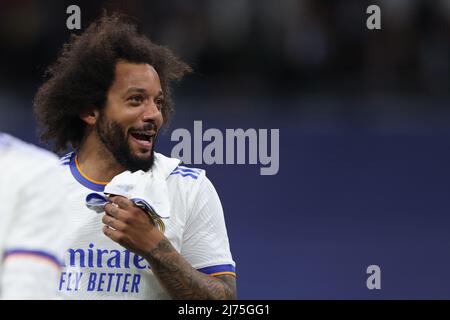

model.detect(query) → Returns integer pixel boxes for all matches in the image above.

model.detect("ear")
[79,106,99,126]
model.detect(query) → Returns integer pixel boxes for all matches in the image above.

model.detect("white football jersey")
[0,133,70,299]
[58,151,235,299]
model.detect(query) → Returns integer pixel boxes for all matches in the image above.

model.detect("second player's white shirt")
[58,152,235,299]
[0,133,70,299]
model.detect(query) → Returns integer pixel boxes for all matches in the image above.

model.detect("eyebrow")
[123,87,164,97]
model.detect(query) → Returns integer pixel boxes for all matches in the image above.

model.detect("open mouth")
[130,130,155,149]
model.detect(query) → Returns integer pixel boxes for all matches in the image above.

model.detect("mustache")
[129,123,157,133]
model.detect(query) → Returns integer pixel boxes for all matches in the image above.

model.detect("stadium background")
[1,0,450,299]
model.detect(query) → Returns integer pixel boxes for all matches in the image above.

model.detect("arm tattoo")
[144,238,237,300]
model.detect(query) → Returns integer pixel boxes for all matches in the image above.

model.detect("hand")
[103,195,164,256]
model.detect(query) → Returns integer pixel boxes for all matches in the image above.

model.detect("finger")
[111,196,133,209]
[104,202,121,218]
[102,214,127,231]
[103,225,124,244]
[103,225,113,237]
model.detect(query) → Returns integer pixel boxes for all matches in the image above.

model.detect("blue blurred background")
[1,0,450,299]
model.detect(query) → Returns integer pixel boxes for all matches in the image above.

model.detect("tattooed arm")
[145,237,236,300]
[103,196,236,300]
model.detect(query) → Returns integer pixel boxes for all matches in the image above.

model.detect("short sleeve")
[180,175,236,277]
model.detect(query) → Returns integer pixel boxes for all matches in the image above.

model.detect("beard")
[96,114,156,172]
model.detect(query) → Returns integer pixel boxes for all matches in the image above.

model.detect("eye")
[128,95,144,105]
[155,97,165,110]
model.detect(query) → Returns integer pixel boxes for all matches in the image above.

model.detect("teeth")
[132,132,153,142]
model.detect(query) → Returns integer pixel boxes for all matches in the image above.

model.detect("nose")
[142,100,161,123]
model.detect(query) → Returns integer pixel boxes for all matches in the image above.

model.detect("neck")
[76,132,125,183]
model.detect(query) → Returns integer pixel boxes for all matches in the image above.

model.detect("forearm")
[144,237,236,300]
[102,197,236,299]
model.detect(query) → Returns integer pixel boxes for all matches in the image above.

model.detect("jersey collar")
[69,153,108,192]
[69,152,180,192]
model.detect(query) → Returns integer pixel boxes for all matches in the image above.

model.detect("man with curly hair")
[33,14,236,300]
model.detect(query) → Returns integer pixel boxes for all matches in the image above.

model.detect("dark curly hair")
[33,13,191,152]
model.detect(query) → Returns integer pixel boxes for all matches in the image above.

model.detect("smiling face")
[95,61,164,172]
